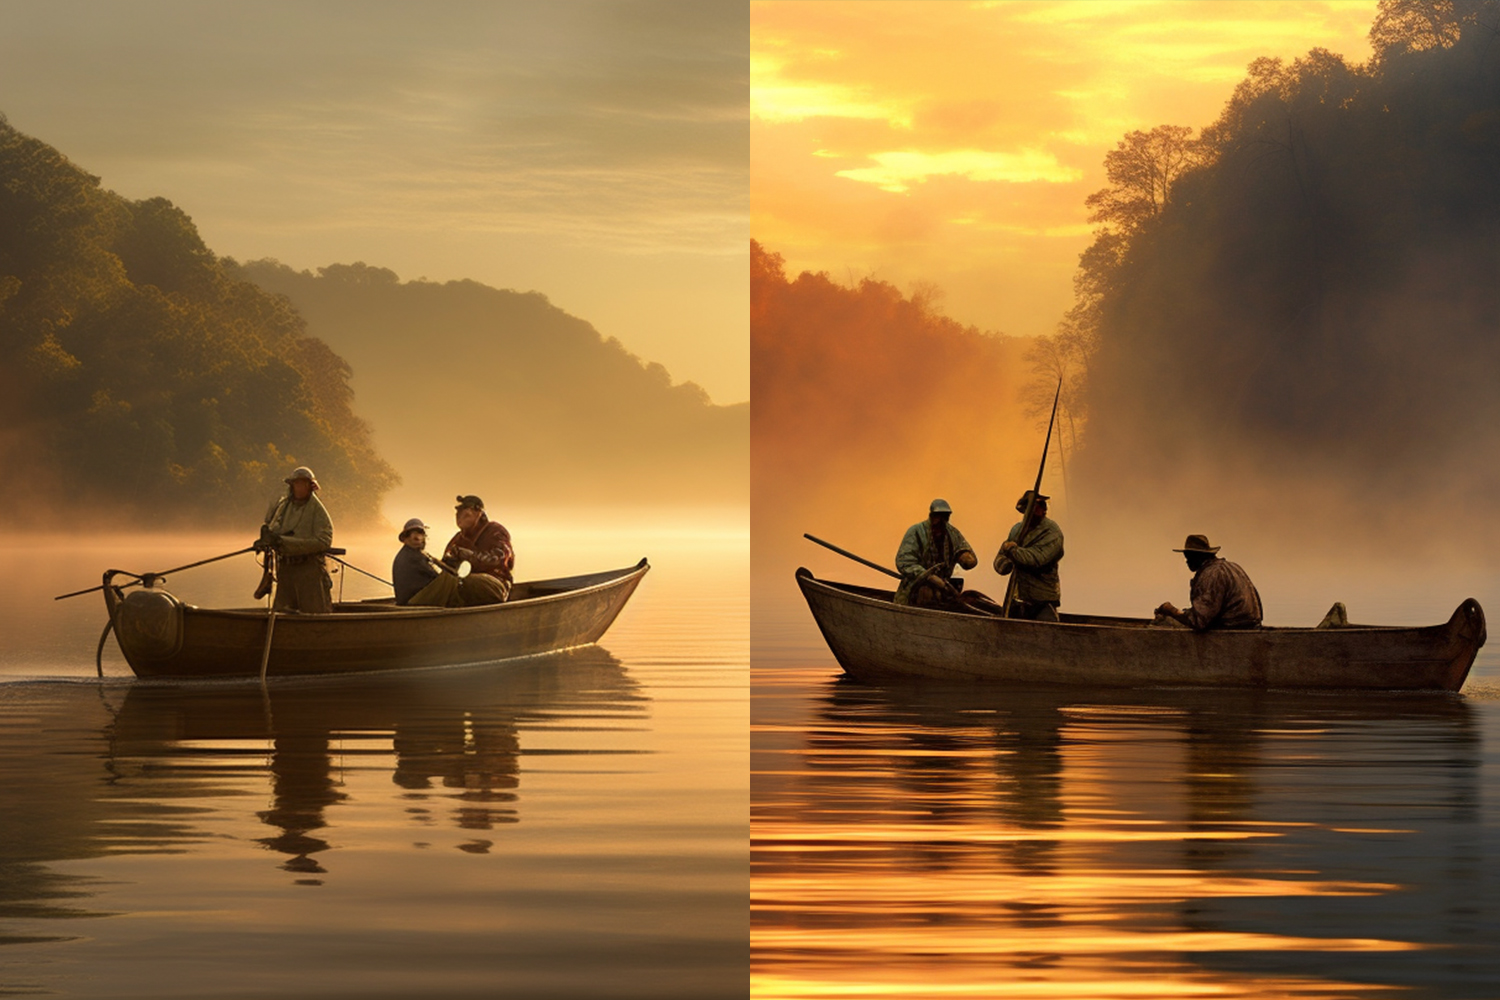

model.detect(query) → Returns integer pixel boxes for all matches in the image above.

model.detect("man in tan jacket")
[257,465,335,613]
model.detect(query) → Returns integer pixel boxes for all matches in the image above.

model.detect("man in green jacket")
[256,465,335,613]
[894,499,977,606]
[994,490,1064,621]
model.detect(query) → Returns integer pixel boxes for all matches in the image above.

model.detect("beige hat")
[284,466,319,490]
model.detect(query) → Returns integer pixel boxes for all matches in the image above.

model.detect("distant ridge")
[230,260,748,509]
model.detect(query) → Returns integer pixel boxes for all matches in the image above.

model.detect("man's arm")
[993,523,1018,575]
[1003,522,1062,570]
[895,526,925,578]
[946,525,978,571]
[278,502,334,556]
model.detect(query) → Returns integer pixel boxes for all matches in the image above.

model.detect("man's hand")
[1000,540,1018,555]
[253,527,281,553]
[450,546,476,562]
[956,550,978,571]
[1155,602,1179,617]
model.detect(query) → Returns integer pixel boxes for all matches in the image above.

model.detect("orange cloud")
[752,0,1378,341]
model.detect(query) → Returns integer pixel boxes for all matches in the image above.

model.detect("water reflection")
[755,674,1496,999]
[3,648,645,894]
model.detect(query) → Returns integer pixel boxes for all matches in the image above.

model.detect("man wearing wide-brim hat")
[995,489,1064,621]
[408,495,514,607]
[1155,534,1262,630]
[894,498,977,606]
[255,465,335,613]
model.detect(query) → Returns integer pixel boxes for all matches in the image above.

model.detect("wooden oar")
[55,546,257,600]
[1001,378,1062,619]
[804,533,993,613]
[803,534,900,579]
[259,607,277,684]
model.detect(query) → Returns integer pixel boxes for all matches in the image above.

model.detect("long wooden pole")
[55,547,256,600]
[803,534,901,579]
[1002,378,1063,619]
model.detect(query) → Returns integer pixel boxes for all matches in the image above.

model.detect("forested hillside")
[752,241,1033,571]
[230,260,748,508]
[1070,0,1500,538]
[0,115,394,527]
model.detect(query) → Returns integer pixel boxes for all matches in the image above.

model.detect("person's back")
[1187,556,1262,629]
[1154,535,1262,630]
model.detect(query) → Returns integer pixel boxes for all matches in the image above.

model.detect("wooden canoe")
[796,567,1486,691]
[104,559,648,680]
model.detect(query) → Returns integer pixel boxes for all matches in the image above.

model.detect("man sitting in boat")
[392,518,440,606]
[1154,534,1263,630]
[254,465,334,614]
[408,495,514,607]
[894,499,977,606]
[994,490,1064,621]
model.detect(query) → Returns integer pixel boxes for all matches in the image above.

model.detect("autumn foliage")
[752,241,1033,576]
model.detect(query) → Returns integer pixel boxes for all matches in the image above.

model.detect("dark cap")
[929,498,952,515]
[455,495,485,511]
[398,517,429,540]
[1015,490,1050,512]
[1173,534,1221,555]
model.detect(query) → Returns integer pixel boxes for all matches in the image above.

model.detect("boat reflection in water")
[1,647,642,901]
[754,676,1495,999]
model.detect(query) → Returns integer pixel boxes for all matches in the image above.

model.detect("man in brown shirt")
[1155,534,1262,630]
[409,495,514,607]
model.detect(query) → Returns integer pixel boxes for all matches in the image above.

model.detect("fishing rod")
[326,554,393,588]
[1001,377,1062,619]
[54,547,257,600]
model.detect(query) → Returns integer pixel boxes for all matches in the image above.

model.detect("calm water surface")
[753,559,1500,1000]
[0,522,747,999]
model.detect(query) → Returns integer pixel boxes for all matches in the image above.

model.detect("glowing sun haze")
[0,0,748,403]
[752,0,1378,340]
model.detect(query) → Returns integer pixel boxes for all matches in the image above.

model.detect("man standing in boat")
[894,499,977,606]
[1155,534,1263,630]
[994,490,1064,621]
[255,465,334,614]
[409,495,514,607]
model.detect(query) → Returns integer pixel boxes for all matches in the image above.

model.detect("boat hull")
[796,568,1485,691]
[106,560,648,680]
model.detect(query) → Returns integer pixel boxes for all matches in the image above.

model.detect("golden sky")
[0,1,748,403]
[752,0,1378,341]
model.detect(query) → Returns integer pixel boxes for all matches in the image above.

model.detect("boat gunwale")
[796,567,1472,637]
[170,559,649,622]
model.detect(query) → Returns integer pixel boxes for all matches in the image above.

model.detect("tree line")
[0,115,396,526]
[1030,0,1500,531]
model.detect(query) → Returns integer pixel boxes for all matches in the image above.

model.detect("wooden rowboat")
[104,559,648,679]
[796,568,1486,691]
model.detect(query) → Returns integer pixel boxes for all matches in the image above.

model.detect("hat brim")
[1173,546,1220,554]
